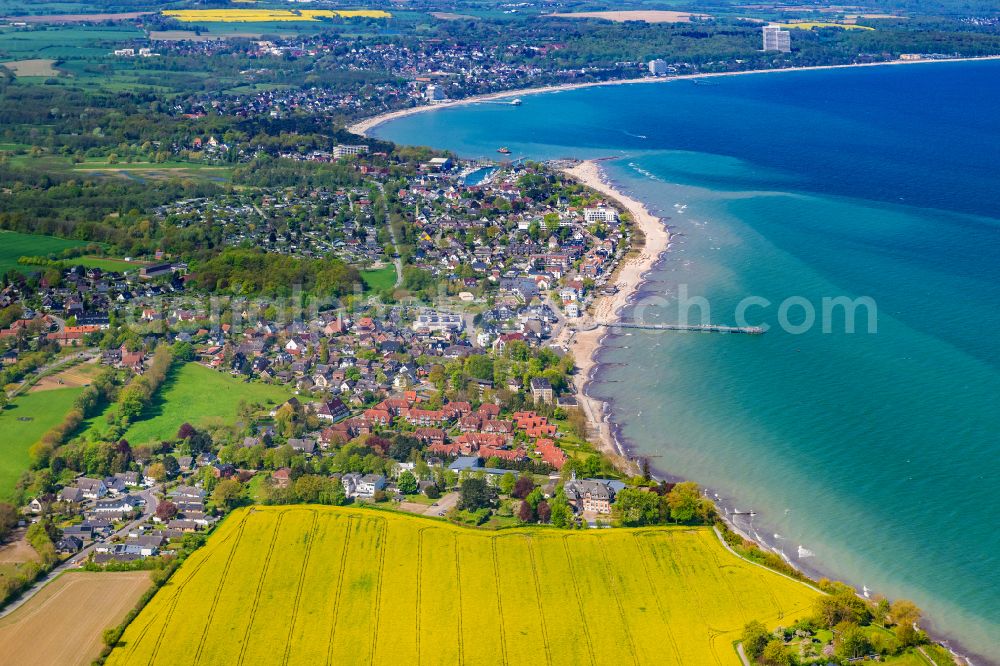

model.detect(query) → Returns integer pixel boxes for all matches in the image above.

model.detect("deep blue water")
[374,60,1000,662]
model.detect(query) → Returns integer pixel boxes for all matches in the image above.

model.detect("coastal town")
[0,145,664,568]
[0,2,990,665]
[0,142,953,666]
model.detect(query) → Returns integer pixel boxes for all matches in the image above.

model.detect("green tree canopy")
[458,477,496,511]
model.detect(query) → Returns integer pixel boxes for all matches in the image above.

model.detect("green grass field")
[0,25,144,60]
[0,230,89,274]
[114,364,291,445]
[0,387,82,499]
[71,161,234,181]
[66,256,146,272]
[5,152,233,183]
[360,265,397,291]
[107,505,820,665]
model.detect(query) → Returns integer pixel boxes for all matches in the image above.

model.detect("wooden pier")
[596,321,765,335]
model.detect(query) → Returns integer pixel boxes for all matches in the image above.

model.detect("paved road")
[428,491,460,516]
[0,485,160,619]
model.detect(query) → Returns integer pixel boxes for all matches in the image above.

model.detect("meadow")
[108,363,290,445]
[360,265,397,291]
[0,25,143,60]
[107,505,820,665]
[71,161,234,184]
[0,387,82,499]
[0,230,89,274]
[66,256,147,272]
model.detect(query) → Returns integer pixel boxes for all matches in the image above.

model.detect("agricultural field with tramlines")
[107,506,819,665]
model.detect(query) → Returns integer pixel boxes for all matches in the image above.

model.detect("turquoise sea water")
[374,61,1000,662]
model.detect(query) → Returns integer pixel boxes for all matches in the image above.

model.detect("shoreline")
[348,55,1000,137]
[556,160,671,472]
[562,160,986,666]
[357,66,997,665]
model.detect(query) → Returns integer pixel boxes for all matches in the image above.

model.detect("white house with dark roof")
[342,472,386,498]
[76,478,108,500]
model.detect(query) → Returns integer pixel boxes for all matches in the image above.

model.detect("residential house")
[563,476,625,515]
[272,468,292,489]
[342,473,386,499]
[77,477,108,500]
[315,397,350,422]
[530,377,553,404]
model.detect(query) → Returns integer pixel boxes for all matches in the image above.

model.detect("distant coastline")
[349,55,1000,137]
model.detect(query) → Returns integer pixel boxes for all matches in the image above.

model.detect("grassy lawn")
[108,505,819,665]
[883,653,935,665]
[66,256,147,272]
[360,265,397,292]
[115,363,291,445]
[0,387,82,499]
[401,493,436,505]
[0,230,89,275]
[244,474,267,503]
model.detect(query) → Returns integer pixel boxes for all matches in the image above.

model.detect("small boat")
[510,98,522,106]
[497,147,511,154]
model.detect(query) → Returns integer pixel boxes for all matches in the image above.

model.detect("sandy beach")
[556,160,671,471]
[348,55,1000,137]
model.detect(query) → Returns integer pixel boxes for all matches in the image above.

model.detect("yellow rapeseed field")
[107,505,820,665]
[779,22,875,30]
[162,9,391,22]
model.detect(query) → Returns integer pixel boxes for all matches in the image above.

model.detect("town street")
[0,485,161,619]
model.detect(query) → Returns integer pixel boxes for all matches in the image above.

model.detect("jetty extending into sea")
[572,320,765,335]
[600,321,765,334]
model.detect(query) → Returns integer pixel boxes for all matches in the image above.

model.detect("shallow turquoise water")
[375,61,1000,661]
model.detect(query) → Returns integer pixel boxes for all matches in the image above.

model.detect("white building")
[648,59,668,76]
[113,47,156,57]
[426,84,446,102]
[333,144,369,159]
[583,206,619,224]
[422,156,453,172]
[342,473,387,498]
[763,25,791,53]
[412,312,464,333]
